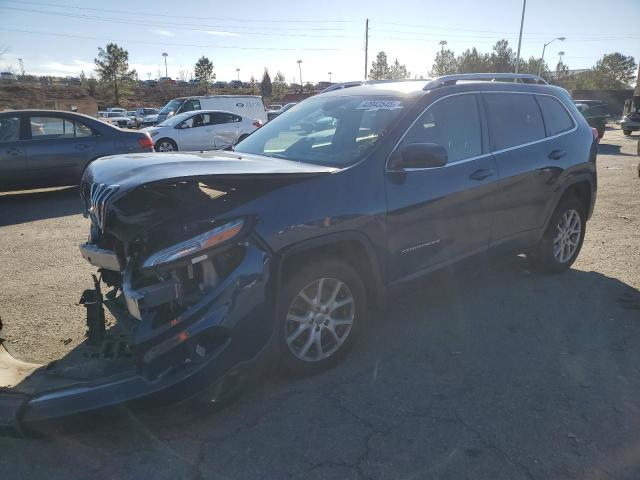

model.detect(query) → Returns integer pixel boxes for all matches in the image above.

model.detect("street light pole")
[236,68,240,81]
[328,71,332,83]
[514,0,526,75]
[539,36,566,77]
[162,52,168,78]
[297,60,303,91]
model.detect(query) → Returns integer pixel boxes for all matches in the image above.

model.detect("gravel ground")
[0,126,639,479]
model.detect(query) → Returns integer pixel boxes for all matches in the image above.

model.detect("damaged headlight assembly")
[142,218,245,269]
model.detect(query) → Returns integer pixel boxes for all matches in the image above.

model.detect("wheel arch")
[274,231,385,311]
[155,137,178,151]
[542,175,595,235]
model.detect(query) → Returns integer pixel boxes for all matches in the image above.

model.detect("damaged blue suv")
[0,74,598,433]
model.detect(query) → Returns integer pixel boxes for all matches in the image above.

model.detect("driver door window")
[400,94,483,163]
[179,100,201,114]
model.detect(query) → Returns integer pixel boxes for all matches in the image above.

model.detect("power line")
[0,6,353,33]
[0,0,357,24]
[371,19,639,38]
[0,28,345,51]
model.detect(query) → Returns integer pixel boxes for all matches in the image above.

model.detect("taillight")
[138,133,154,149]
[253,120,263,128]
[591,127,600,143]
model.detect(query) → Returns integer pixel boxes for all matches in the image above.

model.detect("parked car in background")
[142,79,158,88]
[102,111,134,128]
[0,71,18,81]
[126,111,137,121]
[159,77,176,85]
[143,109,262,152]
[156,95,267,124]
[106,107,127,114]
[574,100,607,139]
[621,109,640,136]
[134,107,158,127]
[0,110,154,191]
[213,81,228,89]
[267,102,298,121]
[97,111,106,118]
[229,80,243,88]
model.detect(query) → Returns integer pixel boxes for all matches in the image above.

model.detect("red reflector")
[253,120,263,128]
[138,134,154,149]
[591,127,600,143]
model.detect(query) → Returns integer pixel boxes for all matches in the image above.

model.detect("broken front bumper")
[0,243,274,435]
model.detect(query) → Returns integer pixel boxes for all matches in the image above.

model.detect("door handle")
[469,169,494,181]
[6,147,22,155]
[548,149,566,160]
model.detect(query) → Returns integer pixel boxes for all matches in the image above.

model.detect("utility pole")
[364,18,369,80]
[162,52,168,78]
[328,71,332,83]
[297,60,303,91]
[18,58,24,76]
[514,0,526,76]
[236,68,240,80]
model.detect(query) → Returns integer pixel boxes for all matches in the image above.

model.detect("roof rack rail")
[423,73,548,90]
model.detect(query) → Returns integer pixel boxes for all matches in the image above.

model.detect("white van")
[154,95,267,124]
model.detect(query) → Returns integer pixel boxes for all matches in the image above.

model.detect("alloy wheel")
[285,277,355,362]
[158,141,174,152]
[553,209,582,263]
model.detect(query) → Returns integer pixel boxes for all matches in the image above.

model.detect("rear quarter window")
[537,95,575,136]
[484,93,545,151]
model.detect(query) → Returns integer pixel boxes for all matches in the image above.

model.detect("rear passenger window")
[401,94,482,163]
[484,93,545,150]
[536,95,574,136]
[0,116,20,142]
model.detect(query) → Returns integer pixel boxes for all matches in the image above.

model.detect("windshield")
[157,111,194,127]
[107,112,124,118]
[144,108,158,115]
[235,95,407,166]
[159,99,183,115]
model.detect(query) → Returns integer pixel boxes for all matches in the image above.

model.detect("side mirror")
[391,143,448,170]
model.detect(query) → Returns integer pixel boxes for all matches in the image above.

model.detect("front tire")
[528,197,586,273]
[155,138,177,152]
[277,259,366,374]
[623,130,632,136]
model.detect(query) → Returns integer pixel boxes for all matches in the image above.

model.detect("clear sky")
[0,0,638,83]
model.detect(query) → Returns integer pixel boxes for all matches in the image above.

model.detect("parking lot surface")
[0,128,639,479]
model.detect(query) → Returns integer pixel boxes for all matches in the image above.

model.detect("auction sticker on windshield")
[356,100,403,110]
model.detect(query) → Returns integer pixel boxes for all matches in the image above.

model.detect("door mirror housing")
[391,143,448,170]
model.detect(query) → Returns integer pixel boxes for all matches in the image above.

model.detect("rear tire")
[623,130,632,136]
[277,258,366,374]
[155,138,177,152]
[528,197,586,273]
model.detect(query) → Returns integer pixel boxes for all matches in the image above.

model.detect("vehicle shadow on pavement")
[598,143,637,157]
[0,187,82,227]
[4,256,640,479]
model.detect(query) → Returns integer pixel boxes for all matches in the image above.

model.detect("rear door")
[26,114,98,186]
[384,93,499,282]
[483,92,556,244]
[209,112,242,149]
[0,113,28,190]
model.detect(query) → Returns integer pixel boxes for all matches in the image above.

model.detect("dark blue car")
[0,74,598,433]
[0,110,154,191]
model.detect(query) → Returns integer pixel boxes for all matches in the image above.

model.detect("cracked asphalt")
[1,127,639,479]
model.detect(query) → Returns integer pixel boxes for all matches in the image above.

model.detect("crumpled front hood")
[84,150,338,191]
[81,151,338,246]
